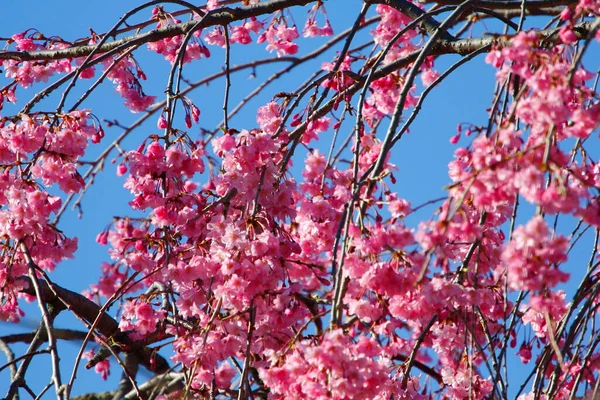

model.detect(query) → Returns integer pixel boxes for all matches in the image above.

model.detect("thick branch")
[420,0,577,9]
[18,276,120,337]
[287,20,594,143]
[370,0,457,41]
[16,276,170,374]
[0,0,316,62]
[422,0,575,18]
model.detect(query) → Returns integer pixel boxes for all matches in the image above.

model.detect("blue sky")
[1,0,598,398]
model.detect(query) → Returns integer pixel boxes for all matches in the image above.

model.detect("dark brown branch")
[0,329,93,345]
[16,276,171,375]
[420,0,576,9]
[393,354,443,385]
[286,20,594,144]
[424,0,576,18]
[82,0,245,44]
[370,0,457,41]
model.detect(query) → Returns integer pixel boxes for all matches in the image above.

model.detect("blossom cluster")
[261,331,394,399]
[0,110,101,320]
[3,31,71,90]
[2,0,600,399]
[1,30,157,114]
[104,56,156,113]
[147,6,211,63]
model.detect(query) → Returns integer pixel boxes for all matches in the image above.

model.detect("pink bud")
[6,88,16,103]
[146,141,164,159]
[560,7,571,21]
[96,232,108,245]
[117,164,128,176]
[191,105,200,122]
[290,114,302,127]
[157,115,168,129]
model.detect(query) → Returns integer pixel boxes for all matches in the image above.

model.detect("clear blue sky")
[1,0,598,398]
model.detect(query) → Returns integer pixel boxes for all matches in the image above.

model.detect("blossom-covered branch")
[2,0,600,398]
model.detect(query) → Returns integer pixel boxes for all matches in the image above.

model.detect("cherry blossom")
[1,0,600,399]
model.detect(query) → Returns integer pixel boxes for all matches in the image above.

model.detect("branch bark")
[420,0,577,9]
[0,0,317,62]
[16,276,171,375]
[287,20,594,145]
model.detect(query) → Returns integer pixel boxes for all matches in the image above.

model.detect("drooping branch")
[286,20,595,146]
[1,0,599,397]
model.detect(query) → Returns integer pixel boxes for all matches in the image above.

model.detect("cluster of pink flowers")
[364,73,418,123]
[3,31,72,89]
[371,5,416,58]
[4,0,600,399]
[255,101,284,135]
[147,6,211,63]
[500,216,569,292]
[302,2,333,38]
[261,331,394,399]
[104,55,156,113]
[0,110,101,321]
[119,298,166,339]
[362,5,440,124]
[257,21,300,57]
[0,31,77,111]
[204,13,301,57]
[123,140,205,211]
[321,55,356,95]
[444,29,599,223]
[522,290,569,339]
[0,177,77,321]
[488,31,599,140]
[229,17,264,45]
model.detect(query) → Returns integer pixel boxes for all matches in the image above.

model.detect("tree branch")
[16,276,171,375]
[420,0,576,9]
[286,20,594,145]
[370,0,457,41]
[0,0,317,62]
